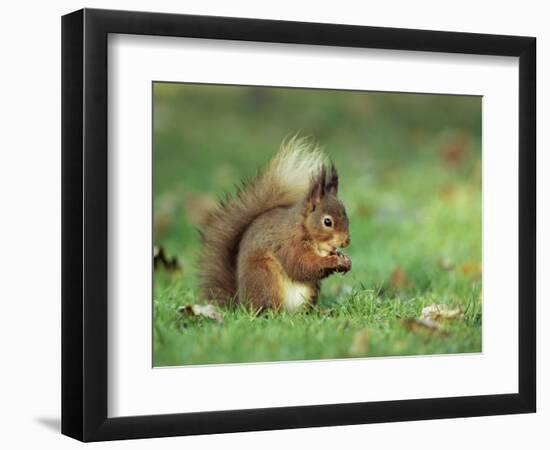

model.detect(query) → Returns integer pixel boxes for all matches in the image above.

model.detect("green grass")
[153,83,482,366]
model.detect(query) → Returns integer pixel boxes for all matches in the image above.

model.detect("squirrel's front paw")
[335,252,352,273]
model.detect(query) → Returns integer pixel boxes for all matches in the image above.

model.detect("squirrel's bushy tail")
[198,136,326,304]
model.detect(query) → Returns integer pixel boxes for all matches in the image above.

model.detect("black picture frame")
[61,8,536,442]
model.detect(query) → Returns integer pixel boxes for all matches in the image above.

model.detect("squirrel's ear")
[307,168,326,211]
[325,163,338,195]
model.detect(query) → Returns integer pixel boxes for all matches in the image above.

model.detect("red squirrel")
[198,137,351,311]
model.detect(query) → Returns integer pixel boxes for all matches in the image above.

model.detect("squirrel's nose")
[342,236,350,248]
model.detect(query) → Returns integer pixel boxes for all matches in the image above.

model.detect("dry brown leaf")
[153,246,181,272]
[389,266,410,290]
[178,303,223,322]
[439,184,458,202]
[420,304,463,322]
[459,260,481,278]
[400,318,449,338]
[349,329,370,356]
[439,133,472,168]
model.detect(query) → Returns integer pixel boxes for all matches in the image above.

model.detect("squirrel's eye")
[323,217,333,227]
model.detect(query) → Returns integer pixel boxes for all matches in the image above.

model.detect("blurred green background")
[153,82,482,366]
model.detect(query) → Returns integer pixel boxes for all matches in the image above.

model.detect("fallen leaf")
[439,132,472,168]
[153,246,181,272]
[390,266,410,290]
[439,184,458,202]
[420,304,463,322]
[178,303,223,322]
[349,329,370,356]
[459,261,481,278]
[400,318,449,338]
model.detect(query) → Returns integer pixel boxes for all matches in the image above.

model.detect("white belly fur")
[282,279,313,312]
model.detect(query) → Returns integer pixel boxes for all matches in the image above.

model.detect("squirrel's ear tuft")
[307,168,326,210]
[325,163,338,195]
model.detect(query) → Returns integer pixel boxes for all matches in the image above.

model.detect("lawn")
[153,83,482,366]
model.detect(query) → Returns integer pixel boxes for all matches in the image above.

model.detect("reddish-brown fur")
[198,138,351,310]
